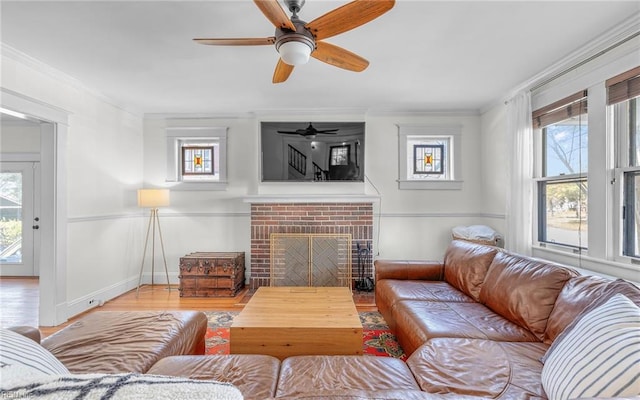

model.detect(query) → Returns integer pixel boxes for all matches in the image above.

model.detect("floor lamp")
[136,189,171,296]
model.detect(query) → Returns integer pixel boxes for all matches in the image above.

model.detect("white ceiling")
[1,1,639,115]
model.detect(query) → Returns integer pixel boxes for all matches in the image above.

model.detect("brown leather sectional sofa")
[375,240,640,398]
[10,240,639,399]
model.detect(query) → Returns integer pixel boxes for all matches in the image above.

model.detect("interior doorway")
[1,88,68,327]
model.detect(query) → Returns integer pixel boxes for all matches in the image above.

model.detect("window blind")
[532,90,588,129]
[606,66,640,105]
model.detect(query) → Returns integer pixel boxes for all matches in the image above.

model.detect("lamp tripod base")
[136,208,171,297]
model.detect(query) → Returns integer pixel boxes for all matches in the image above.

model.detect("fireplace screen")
[270,233,352,287]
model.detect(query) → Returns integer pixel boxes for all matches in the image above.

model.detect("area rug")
[204,311,406,361]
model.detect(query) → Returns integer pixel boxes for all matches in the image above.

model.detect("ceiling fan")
[194,0,395,83]
[277,123,339,137]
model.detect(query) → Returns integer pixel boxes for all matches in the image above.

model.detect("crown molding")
[1,43,142,118]
[481,11,640,114]
[144,112,255,120]
[252,107,368,118]
[368,108,480,117]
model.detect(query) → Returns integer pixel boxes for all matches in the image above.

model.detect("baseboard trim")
[65,276,139,319]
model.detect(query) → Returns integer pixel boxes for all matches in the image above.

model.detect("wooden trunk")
[178,252,245,297]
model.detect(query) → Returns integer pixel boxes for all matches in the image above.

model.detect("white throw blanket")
[1,367,243,400]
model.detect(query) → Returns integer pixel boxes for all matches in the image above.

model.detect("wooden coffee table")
[230,286,362,359]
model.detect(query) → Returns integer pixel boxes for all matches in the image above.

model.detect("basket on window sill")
[451,234,500,247]
[451,225,502,248]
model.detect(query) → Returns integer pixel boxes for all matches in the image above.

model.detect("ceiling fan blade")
[311,41,369,72]
[277,131,300,134]
[305,0,395,41]
[194,37,275,46]
[273,59,294,83]
[316,129,339,134]
[254,0,296,31]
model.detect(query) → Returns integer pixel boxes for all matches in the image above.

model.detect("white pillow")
[541,293,640,400]
[0,328,69,377]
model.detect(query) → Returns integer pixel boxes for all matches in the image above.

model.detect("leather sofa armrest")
[374,260,444,282]
[7,326,41,343]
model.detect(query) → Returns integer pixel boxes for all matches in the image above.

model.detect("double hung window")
[608,67,640,259]
[533,91,588,249]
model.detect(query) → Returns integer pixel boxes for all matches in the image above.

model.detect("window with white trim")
[533,91,588,250]
[397,125,462,190]
[609,66,640,259]
[166,127,228,190]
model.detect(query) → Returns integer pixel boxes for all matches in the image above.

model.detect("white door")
[0,162,39,276]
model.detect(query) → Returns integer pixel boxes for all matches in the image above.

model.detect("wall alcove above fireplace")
[261,121,365,182]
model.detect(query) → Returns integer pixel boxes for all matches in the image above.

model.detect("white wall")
[1,50,145,319]
[141,117,254,284]
[142,111,494,277]
[365,113,501,260]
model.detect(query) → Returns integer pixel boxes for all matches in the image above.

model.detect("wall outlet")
[88,299,97,305]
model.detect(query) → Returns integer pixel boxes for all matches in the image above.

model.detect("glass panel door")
[0,162,36,276]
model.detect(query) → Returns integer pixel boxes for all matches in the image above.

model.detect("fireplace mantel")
[243,195,379,204]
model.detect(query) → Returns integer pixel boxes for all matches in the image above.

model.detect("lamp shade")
[137,189,170,208]
[278,40,312,66]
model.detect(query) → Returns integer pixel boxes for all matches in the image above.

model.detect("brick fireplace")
[249,201,374,289]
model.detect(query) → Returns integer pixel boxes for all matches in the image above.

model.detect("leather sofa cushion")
[374,260,444,281]
[275,390,482,399]
[407,338,549,399]
[7,326,41,343]
[376,280,474,332]
[147,354,280,400]
[275,390,472,399]
[479,252,578,341]
[41,311,207,374]
[393,300,538,355]
[544,276,640,343]
[443,240,499,301]
[276,355,422,398]
[377,280,474,306]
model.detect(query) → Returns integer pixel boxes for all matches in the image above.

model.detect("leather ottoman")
[147,354,280,400]
[41,311,208,374]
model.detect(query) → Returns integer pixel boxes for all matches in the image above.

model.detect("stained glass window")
[405,136,451,181]
[182,146,214,175]
[413,144,444,174]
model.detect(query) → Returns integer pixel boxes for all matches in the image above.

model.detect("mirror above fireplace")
[261,121,365,182]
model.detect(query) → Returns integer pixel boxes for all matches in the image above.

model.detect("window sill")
[531,245,640,285]
[165,181,228,191]
[397,179,463,190]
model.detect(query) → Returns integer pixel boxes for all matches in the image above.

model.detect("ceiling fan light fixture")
[277,39,313,66]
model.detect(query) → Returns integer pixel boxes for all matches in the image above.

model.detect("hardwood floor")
[0,278,377,338]
[0,277,39,328]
